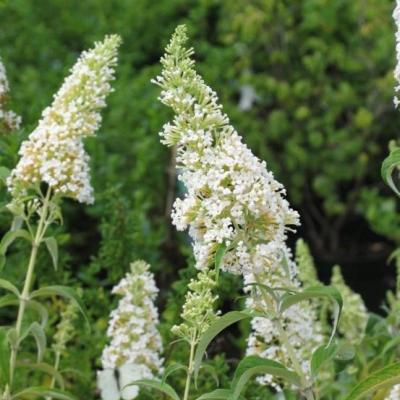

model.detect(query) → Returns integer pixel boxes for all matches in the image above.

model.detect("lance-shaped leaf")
[12,386,77,400]
[193,311,253,378]
[196,389,234,399]
[0,328,10,384]
[31,285,89,328]
[214,243,227,280]
[381,146,400,196]
[44,237,58,271]
[310,343,338,377]
[0,166,10,184]
[280,285,343,345]
[0,229,31,255]
[0,279,20,297]
[129,379,180,400]
[230,356,301,400]
[18,322,46,362]
[27,299,49,328]
[161,362,187,384]
[343,362,400,400]
[17,361,64,388]
[0,293,18,309]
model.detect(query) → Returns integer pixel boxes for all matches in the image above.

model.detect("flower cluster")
[153,25,299,276]
[0,57,21,131]
[331,265,368,344]
[7,35,121,204]
[295,238,319,287]
[52,302,78,355]
[172,268,219,342]
[394,0,400,107]
[245,246,324,390]
[99,260,163,399]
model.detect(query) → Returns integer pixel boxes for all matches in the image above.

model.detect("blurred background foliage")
[0,0,399,398]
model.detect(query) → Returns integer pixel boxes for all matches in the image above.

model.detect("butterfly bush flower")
[330,266,368,344]
[394,0,400,107]
[245,246,324,390]
[152,25,299,276]
[98,261,163,400]
[295,238,319,287]
[0,57,21,131]
[7,35,121,204]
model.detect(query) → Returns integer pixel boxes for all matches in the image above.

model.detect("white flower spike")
[153,25,299,276]
[99,260,163,400]
[7,35,121,204]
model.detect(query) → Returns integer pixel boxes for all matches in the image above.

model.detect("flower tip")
[103,34,123,49]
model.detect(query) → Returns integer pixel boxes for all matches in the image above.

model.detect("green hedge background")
[0,0,399,397]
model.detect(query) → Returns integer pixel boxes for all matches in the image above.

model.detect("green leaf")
[31,285,89,328]
[381,147,400,196]
[17,361,64,388]
[129,379,180,400]
[280,285,343,345]
[198,364,219,387]
[0,166,10,184]
[28,322,47,362]
[44,237,58,271]
[0,293,18,309]
[0,254,6,271]
[0,328,10,384]
[344,362,400,400]
[26,300,49,328]
[193,311,252,379]
[231,356,301,400]
[0,278,20,297]
[12,386,77,400]
[214,243,227,279]
[310,343,337,376]
[161,362,187,384]
[10,216,24,232]
[196,389,233,399]
[0,229,31,255]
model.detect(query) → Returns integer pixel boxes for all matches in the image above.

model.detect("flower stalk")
[9,187,51,389]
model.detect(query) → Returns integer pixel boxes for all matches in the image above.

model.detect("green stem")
[50,351,61,389]
[183,335,196,400]
[8,189,51,390]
